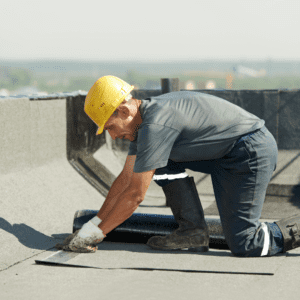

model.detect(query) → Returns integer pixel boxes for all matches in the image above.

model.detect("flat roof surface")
[1,205,299,300]
[1,97,300,300]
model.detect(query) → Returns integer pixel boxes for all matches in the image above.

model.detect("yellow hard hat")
[84,75,134,135]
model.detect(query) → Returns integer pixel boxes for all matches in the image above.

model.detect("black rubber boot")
[275,214,300,252]
[147,176,209,252]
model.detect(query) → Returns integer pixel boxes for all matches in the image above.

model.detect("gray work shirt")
[128,91,265,173]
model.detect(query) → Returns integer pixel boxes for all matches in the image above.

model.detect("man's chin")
[129,135,137,142]
[122,135,133,141]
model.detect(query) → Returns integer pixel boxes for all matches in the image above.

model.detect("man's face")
[104,110,136,142]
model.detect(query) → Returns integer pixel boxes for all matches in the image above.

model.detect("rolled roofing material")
[73,210,227,248]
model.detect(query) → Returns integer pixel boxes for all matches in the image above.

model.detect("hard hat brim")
[96,126,104,135]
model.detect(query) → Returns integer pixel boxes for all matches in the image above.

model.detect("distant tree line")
[0,66,32,90]
[1,64,300,94]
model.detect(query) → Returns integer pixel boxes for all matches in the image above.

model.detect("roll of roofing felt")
[73,210,228,248]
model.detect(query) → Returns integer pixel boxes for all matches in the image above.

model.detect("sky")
[1,0,300,61]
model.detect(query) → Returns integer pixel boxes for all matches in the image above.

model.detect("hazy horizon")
[1,0,300,61]
[2,58,300,76]
[1,58,300,63]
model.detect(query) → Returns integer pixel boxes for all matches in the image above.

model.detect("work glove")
[55,216,105,253]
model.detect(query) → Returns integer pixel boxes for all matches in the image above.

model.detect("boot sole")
[148,245,209,252]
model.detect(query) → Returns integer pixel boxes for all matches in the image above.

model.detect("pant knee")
[225,228,264,257]
[227,237,248,257]
[230,248,249,257]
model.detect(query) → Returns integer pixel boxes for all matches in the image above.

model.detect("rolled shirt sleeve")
[132,124,180,173]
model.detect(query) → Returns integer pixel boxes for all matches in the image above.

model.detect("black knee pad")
[154,178,182,187]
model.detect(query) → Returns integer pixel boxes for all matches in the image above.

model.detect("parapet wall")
[188,89,300,150]
[0,97,66,174]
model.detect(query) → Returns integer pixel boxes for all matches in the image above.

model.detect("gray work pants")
[153,126,283,257]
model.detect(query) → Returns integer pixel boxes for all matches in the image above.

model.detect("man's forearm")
[97,173,130,221]
[99,186,142,235]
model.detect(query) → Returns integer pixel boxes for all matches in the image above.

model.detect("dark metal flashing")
[65,90,165,196]
[35,251,274,275]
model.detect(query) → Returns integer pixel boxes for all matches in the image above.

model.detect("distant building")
[185,80,195,90]
[226,74,234,89]
[0,89,9,96]
[236,65,267,78]
[205,80,216,89]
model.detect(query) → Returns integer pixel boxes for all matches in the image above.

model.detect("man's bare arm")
[99,168,156,235]
[97,155,136,221]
